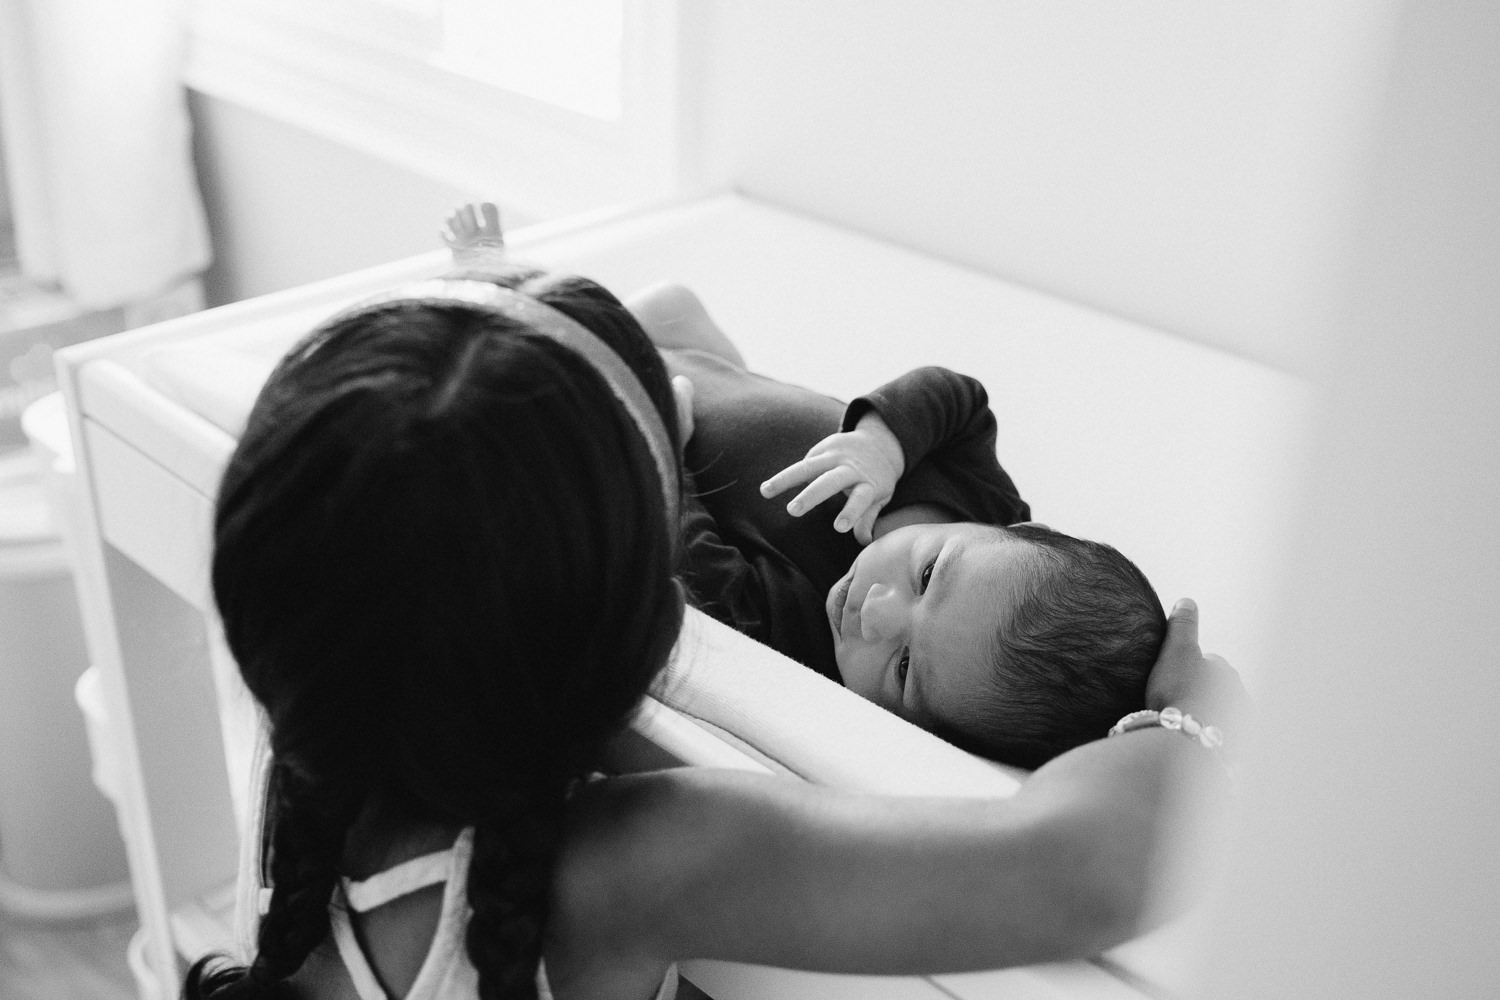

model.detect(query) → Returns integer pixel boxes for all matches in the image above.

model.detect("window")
[185,0,687,218]
[441,0,624,120]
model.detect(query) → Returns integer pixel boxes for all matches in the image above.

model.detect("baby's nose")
[860,583,904,641]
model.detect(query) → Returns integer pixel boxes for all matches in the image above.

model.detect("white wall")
[0,124,12,240]
[188,93,475,305]
[695,1,1397,375]
[189,4,1404,375]
[1198,3,1500,996]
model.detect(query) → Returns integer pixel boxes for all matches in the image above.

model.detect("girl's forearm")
[624,735,1226,975]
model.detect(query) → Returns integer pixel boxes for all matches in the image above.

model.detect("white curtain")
[0,0,210,308]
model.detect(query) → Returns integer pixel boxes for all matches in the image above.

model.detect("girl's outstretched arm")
[551,604,1235,978]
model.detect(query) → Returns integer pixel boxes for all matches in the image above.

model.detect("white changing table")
[55,194,1308,1000]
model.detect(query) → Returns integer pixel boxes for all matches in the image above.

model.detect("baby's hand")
[761,412,904,544]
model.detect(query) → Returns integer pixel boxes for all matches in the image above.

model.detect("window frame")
[184,0,689,218]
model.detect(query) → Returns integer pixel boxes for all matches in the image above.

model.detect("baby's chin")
[831,645,851,686]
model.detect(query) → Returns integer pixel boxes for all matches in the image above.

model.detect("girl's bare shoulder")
[555,769,752,893]
[543,769,762,992]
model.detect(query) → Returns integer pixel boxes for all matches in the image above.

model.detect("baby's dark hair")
[185,263,684,1000]
[938,524,1164,770]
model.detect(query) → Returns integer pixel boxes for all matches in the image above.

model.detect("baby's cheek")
[836,654,881,705]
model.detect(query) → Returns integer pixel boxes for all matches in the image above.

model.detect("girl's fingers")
[787,467,857,516]
[1155,599,1203,671]
[443,209,472,245]
[441,211,465,245]
[1168,597,1199,638]
[480,202,502,239]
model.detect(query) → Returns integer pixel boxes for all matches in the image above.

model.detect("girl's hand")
[442,202,507,270]
[760,412,905,544]
[1145,599,1252,731]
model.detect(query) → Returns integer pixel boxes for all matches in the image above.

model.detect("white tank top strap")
[327,827,676,1000]
[329,903,393,1000]
[343,848,456,913]
[534,961,679,1000]
[329,829,476,1000]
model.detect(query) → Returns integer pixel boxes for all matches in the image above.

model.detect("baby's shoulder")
[661,346,750,384]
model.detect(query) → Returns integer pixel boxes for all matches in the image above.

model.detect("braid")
[464,793,567,1000]
[180,762,358,999]
[182,958,298,1000]
[256,763,360,982]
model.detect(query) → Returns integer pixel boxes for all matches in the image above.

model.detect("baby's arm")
[763,366,1029,543]
[624,282,748,368]
[759,412,906,544]
[855,367,1030,537]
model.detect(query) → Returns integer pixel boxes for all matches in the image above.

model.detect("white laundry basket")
[128,925,163,1000]
[0,396,132,919]
[74,667,126,827]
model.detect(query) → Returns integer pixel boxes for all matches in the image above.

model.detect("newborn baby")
[657,334,1165,770]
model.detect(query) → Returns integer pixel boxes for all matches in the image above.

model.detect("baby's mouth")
[828,575,853,639]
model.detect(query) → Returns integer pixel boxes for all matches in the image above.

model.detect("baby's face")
[828,522,1037,729]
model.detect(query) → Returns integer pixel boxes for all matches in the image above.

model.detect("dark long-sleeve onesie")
[667,349,1030,682]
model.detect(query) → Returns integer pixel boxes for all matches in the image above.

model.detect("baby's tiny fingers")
[833,482,878,534]
[850,501,884,546]
[761,455,832,499]
[787,467,856,517]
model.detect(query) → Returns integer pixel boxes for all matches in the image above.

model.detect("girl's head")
[198,264,683,998]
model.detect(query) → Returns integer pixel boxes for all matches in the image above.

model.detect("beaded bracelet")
[1108,706,1225,752]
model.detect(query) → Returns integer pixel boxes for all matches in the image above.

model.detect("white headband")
[316,278,680,525]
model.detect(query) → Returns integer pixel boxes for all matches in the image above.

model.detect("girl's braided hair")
[185,264,684,999]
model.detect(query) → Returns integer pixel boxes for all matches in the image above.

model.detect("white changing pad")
[655,608,1024,793]
[143,343,279,438]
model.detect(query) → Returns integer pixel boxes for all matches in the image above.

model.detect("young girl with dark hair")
[185,223,1242,1000]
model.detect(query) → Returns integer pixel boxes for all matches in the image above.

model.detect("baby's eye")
[918,561,935,594]
[897,649,910,688]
